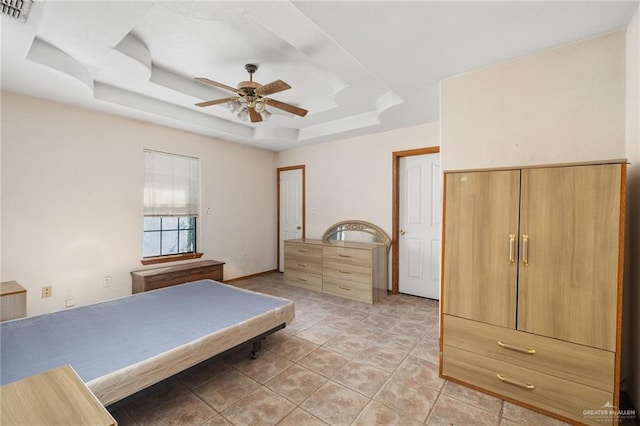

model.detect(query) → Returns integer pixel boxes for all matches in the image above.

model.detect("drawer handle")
[297,277,308,282]
[338,254,352,258]
[508,234,516,264]
[339,285,352,291]
[497,373,535,390]
[298,263,308,267]
[297,249,308,253]
[338,270,352,274]
[521,234,529,266]
[497,340,536,354]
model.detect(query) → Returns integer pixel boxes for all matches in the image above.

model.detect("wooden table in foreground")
[0,364,117,425]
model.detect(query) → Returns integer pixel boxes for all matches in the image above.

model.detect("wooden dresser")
[131,260,225,293]
[1,281,27,322]
[284,239,387,304]
[0,364,116,425]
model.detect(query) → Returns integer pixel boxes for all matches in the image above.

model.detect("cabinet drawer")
[442,345,613,426]
[322,246,371,267]
[443,315,614,392]
[284,258,323,275]
[285,242,322,261]
[323,276,372,303]
[284,270,323,291]
[323,260,371,285]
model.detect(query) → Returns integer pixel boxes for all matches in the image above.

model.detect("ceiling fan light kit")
[195,64,308,123]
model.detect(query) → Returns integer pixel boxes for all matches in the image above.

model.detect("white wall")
[1,91,277,316]
[276,123,440,239]
[441,30,626,171]
[624,6,640,410]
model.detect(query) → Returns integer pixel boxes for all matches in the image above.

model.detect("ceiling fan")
[194,64,308,123]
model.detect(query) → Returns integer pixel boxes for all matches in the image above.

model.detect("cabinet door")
[443,170,520,328]
[518,164,622,351]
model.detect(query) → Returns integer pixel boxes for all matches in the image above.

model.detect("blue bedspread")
[0,280,291,386]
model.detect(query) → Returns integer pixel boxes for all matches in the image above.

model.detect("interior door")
[442,169,520,328]
[278,168,304,272]
[517,164,621,351]
[398,153,441,298]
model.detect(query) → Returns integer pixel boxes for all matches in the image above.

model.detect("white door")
[279,168,303,272]
[399,153,442,299]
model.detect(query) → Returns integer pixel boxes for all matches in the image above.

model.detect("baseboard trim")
[224,269,279,283]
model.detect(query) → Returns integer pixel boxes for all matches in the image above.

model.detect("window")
[143,150,200,262]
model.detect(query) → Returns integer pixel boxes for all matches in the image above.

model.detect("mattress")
[0,280,295,405]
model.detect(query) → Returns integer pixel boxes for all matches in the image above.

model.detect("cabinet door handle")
[297,277,308,282]
[339,285,352,291]
[338,270,352,274]
[521,234,529,266]
[508,234,516,264]
[497,374,535,390]
[298,263,308,267]
[297,249,308,253]
[497,340,536,354]
[338,254,352,258]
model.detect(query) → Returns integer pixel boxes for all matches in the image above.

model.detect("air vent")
[1,0,32,22]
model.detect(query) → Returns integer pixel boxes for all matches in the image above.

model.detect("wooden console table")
[0,365,116,425]
[131,259,225,293]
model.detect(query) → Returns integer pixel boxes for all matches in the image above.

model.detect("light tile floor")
[109,272,570,426]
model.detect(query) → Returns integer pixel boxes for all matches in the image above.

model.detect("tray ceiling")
[1,1,638,151]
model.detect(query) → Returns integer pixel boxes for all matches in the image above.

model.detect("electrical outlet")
[103,276,112,287]
[41,286,52,298]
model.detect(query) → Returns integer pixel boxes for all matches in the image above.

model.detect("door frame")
[277,165,306,270]
[391,147,440,294]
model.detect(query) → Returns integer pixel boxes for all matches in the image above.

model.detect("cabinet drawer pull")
[508,234,516,264]
[298,263,308,267]
[497,340,536,354]
[497,373,535,390]
[339,285,352,291]
[521,234,529,266]
[338,270,352,274]
[297,277,308,282]
[297,249,308,253]
[338,254,352,258]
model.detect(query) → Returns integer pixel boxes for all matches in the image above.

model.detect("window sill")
[141,253,204,266]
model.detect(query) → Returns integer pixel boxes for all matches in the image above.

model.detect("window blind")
[144,150,199,217]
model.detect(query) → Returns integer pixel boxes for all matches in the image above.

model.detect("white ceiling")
[1,1,638,151]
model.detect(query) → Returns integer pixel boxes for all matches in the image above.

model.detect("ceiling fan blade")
[195,97,238,107]
[194,77,239,94]
[256,80,291,97]
[266,98,308,117]
[248,106,263,123]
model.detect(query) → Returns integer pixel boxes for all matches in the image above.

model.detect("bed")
[0,279,295,406]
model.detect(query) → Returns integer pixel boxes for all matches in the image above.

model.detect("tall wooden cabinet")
[441,162,625,426]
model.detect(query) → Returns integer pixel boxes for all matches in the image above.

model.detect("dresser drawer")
[284,257,323,275]
[323,260,371,285]
[322,246,372,267]
[284,270,323,291]
[443,315,614,392]
[285,242,323,261]
[442,345,613,426]
[322,276,372,303]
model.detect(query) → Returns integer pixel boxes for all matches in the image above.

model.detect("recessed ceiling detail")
[4,1,638,151]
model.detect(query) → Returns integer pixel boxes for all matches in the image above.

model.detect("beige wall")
[1,91,277,316]
[276,123,440,239]
[441,30,626,171]
[624,6,640,410]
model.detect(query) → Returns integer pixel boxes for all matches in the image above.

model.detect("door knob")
[296,226,302,230]
[400,229,406,235]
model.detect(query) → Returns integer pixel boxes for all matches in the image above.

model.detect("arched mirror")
[321,220,391,250]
